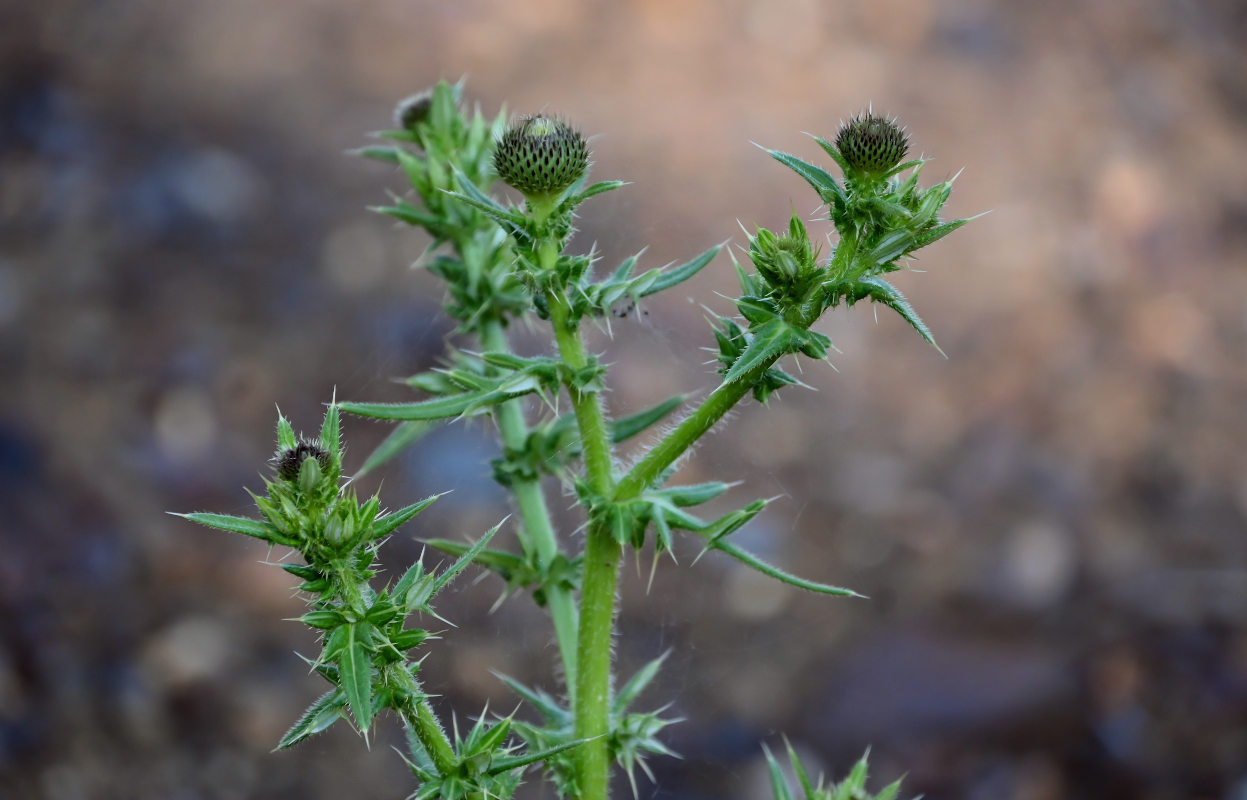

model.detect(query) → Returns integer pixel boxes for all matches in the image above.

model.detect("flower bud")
[494,115,589,199]
[751,215,819,291]
[394,88,434,131]
[275,441,331,483]
[834,112,908,176]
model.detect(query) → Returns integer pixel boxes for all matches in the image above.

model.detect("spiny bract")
[494,114,589,198]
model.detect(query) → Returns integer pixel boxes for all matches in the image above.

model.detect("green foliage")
[182,80,974,800]
[766,743,910,800]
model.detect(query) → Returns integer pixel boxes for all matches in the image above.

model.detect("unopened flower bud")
[275,441,331,483]
[394,89,435,131]
[494,115,589,199]
[835,112,908,176]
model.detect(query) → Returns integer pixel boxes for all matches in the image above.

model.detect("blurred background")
[3,0,1246,798]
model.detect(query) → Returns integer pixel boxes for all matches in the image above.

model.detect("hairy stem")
[542,238,619,800]
[394,670,458,777]
[480,317,579,695]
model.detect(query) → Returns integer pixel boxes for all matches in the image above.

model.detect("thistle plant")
[182,81,974,800]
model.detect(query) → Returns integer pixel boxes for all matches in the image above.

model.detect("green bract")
[183,79,975,800]
[494,115,590,200]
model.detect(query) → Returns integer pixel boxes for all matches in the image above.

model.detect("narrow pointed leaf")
[340,385,534,421]
[613,652,669,715]
[372,494,442,539]
[907,217,972,253]
[610,396,684,443]
[431,522,502,596]
[373,201,441,229]
[764,745,794,800]
[277,687,348,749]
[350,145,401,164]
[566,180,626,208]
[855,277,941,353]
[488,736,597,775]
[723,320,796,384]
[767,149,845,205]
[177,513,274,542]
[339,625,373,731]
[640,243,722,297]
[711,541,862,597]
[320,404,340,454]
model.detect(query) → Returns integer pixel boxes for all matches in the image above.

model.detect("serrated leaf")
[711,540,862,597]
[612,652,668,715]
[177,512,275,542]
[767,148,845,206]
[566,180,626,208]
[339,387,526,421]
[430,521,502,597]
[339,625,373,731]
[276,415,297,450]
[812,136,852,176]
[487,736,595,776]
[736,295,781,326]
[855,277,942,354]
[372,493,442,539]
[639,243,722,297]
[723,320,797,384]
[423,539,532,585]
[299,610,345,629]
[611,251,643,282]
[908,216,973,252]
[356,420,433,477]
[277,687,348,749]
[320,404,340,455]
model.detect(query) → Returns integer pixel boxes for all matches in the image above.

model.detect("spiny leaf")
[339,384,536,421]
[640,243,722,297]
[320,403,341,455]
[487,736,595,776]
[907,216,975,252]
[430,521,502,596]
[613,652,669,715]
[710,540,863,597]
[855,277,942,355]
[723,320,798,384]
[372,200,442,228]
[372,494,443,539]
[176,512,275,542]
[766,148,845,206]
[339,624,373,731]
[610,396,685,443]
[277,687,348,749]
[565,180,626,208]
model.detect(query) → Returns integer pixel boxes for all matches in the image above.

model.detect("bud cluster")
[749,214,821,300]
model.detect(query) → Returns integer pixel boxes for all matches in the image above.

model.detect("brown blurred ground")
[2,1,1246,799]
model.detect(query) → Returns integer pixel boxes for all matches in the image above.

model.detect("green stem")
[616,305,823,503]
[479,317,579,695]
[394,671,458,777]
[573,521,621,800]
[539,238,618,800]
